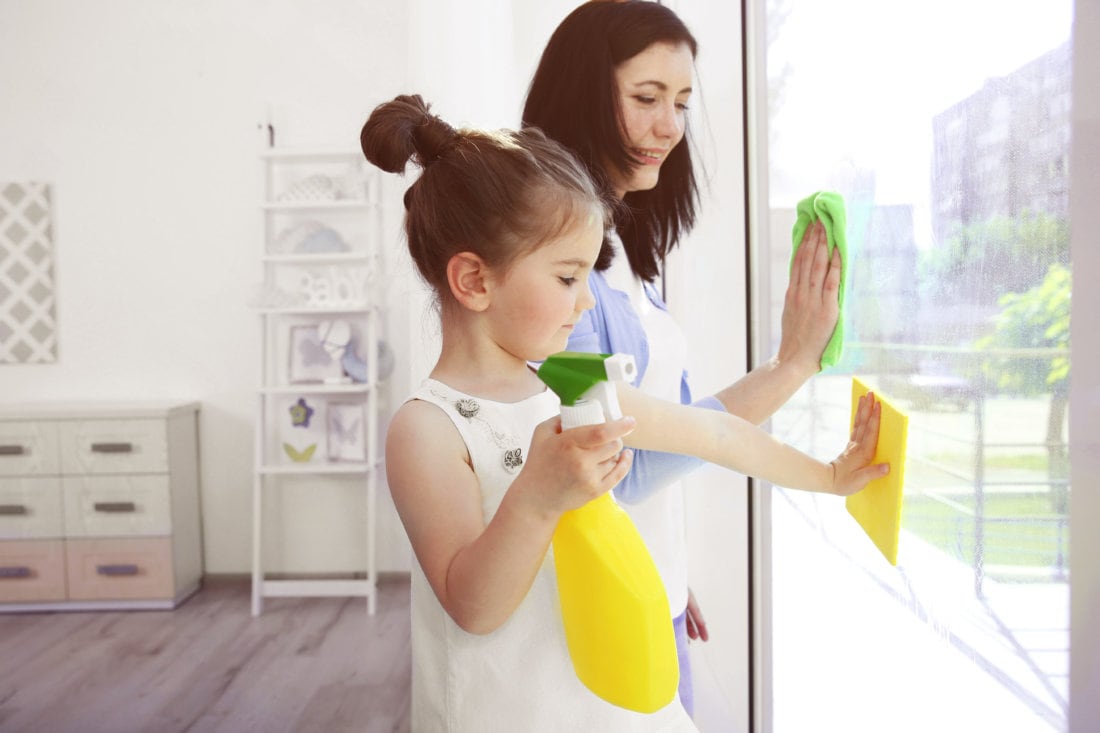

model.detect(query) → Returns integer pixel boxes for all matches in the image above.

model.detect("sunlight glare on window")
[758,1,1073,730]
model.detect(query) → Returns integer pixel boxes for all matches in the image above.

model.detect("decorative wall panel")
[0,182,57,364]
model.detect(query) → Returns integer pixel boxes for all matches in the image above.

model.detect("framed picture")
[288,325,345,383]
[327,402,366,462]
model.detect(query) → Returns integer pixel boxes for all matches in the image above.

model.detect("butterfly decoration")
[298,333,333,367]
[329,414,361,445]
[327,404,366,461]
[289,397,315,428]
[283,442,317,462]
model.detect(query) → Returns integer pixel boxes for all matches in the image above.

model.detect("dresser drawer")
[0,477,63,539]
[62,476,171,538]
[65,537,175,601]
[0,539,67,602]
[0,402,201,611]
[58,419,168,475]
[0,421,60,476]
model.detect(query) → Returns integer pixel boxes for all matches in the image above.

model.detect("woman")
[523,0,842,715]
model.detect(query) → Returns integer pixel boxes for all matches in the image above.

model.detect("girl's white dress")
[408,379,697,732]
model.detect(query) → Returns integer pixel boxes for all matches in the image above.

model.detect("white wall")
[0,0,411,573]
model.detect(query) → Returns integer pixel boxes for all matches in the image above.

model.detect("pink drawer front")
[0,539,67,602]
[65,537,175,601]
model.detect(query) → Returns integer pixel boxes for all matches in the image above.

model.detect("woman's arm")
[713,220,842,425]
[617,383,886,495]
[386,400,636,634]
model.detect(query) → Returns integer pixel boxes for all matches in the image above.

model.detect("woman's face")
[609,40,694,199]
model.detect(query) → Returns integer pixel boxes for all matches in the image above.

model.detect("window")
[751,2,1073,730]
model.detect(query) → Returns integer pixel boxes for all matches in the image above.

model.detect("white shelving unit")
[251,148,383,616]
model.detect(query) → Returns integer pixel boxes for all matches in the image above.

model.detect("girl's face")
[486,208,602,361]
[609,41,694,199]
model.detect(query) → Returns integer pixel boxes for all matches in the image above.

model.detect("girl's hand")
[778,220,841,375]
[829,391,889,496]
[517,415,636,517]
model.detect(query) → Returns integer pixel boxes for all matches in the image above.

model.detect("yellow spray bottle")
[537,351,678,713]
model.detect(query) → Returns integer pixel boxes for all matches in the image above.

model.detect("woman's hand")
[516,415,636,517]
[686,588,709,642]
[830,391,889,496]
[777,220,841,375]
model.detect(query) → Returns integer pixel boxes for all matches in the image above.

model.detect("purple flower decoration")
[289,397,315,428]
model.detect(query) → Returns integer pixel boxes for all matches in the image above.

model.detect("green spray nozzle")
[538,352,637,429]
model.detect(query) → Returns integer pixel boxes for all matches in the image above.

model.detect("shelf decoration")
[341,338,396,383]
[327,402,367,462]
[271,221,350,255]
[288,397,315,427]
[288,325,347,383]
[0,182,57,364]
[275,165,367,203]
[280,395,325,464]
[283,442,317,462]
[297,265,370,308]
[318,319,352,360]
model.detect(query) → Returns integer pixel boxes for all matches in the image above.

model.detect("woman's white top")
[406,379,696,732]
[604,240,691,616]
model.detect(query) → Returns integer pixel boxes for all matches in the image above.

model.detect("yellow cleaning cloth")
[846,377,908,565]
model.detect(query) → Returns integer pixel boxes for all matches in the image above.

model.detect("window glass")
[757,2,1073,730]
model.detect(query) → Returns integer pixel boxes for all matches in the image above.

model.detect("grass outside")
[925,451,1054,472]
[903,491,1069,574]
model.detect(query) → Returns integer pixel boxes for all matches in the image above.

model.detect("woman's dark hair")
[522,0,699,282]
[361,94,610,304]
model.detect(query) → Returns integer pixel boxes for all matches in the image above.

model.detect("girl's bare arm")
[617,383,887,495]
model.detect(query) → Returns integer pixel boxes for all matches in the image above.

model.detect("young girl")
[362,94,885,731]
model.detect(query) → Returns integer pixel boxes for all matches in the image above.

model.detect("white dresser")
[0,401,202,611]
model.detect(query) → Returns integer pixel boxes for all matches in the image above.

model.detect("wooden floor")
[0,576,412,733]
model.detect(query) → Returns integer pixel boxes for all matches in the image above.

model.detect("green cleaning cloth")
[790,190,848,369]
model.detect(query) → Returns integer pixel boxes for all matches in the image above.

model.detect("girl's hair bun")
[360,94,458,173]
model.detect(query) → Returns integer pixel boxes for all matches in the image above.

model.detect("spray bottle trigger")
[603,354,636,383]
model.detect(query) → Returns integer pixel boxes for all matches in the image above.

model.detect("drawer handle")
[96,564,140,577]
[0,504,28,516]
[93,501,137,513]
[91,442,134,454]
[0,445,26,456]
[0,566,32,578]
